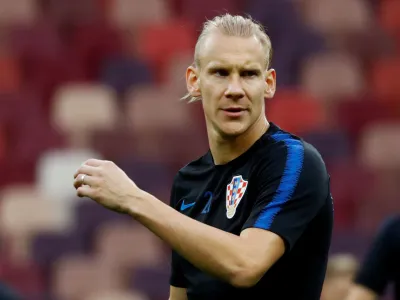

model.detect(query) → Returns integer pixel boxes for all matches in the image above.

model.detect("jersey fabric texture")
[169,122,333,300]
[355,215,400,299]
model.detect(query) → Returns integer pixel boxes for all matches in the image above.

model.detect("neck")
[208,115,269,165]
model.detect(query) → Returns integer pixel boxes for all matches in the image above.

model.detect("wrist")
[125,188,153,218]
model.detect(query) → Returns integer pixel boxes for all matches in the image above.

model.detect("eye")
[241,70,258,77]
[213,69,229,77]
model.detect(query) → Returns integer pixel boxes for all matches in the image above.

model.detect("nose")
[224,76,245,100]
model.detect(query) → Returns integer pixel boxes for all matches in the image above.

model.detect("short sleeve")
[170,250,187,288]
[242,137,330,252]
[169,176,187,288]
[355,216,400,295]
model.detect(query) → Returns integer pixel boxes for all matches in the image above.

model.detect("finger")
[76,185,95,198]
[74,165,99,179]
[73,174,96,189]
[73,174,85,189]
[85,159,104,167]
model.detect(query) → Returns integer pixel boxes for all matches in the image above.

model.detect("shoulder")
[254,129,328,182]
[174,151,213,181]
[376,215,400,240]
[169,151,212,206]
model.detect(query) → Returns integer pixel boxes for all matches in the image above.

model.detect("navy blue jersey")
[355,216,400,299]
[169,123,333,300]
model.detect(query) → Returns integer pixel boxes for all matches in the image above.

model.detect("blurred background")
[0,0,399,299]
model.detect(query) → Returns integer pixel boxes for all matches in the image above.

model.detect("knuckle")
[92,189,100,199]
[96,178,105,186]
[97,169,105,178]
[86,158,95,165]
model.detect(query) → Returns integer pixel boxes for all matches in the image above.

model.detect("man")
[73,14,333,300]
[321,253,359,300]
[346,216,400,300]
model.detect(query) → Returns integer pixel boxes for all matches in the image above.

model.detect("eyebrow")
[207,64,263,76]
[207,63,262,71]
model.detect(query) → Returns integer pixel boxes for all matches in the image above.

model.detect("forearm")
[128,191,254,286]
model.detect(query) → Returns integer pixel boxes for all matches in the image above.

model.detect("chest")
[174,166,259,235]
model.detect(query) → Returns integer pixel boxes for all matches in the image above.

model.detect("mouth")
[221,107,247,117]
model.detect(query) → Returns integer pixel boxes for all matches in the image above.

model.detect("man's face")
[187,32,276,138]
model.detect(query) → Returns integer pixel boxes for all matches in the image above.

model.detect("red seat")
[10,22,63,60]
[0,260,45,298]
[180,0,238,28]
[0,53,21,93]
[0,160,35,187]
[135,20,196,82]
[69,22,124,79]
[370,56,400,101]
[355,170,400,233]
[267,89,328,135]
[10,23,86,109]
[38,0,103,26]
[166,0,182,16]
[0,91,39,188]
[91,128,136,161]
[378,0,400,57]
[328,162,376,230]
[0,92,65,181]
[336,98,400,143]
[0,125,5,162]
[28,54,86,112]
[0,92,65,164]
[379,0,400,35]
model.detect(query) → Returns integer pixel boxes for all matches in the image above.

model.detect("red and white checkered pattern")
[226,175,248,207]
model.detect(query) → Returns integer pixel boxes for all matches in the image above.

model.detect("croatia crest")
[226,175,248,219]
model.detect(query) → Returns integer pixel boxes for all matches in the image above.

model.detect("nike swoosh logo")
[180,200,195,211]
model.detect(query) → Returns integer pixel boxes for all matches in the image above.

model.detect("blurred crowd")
[0,0,399,299]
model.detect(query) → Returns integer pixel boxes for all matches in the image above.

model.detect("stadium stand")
[0,0,398,299]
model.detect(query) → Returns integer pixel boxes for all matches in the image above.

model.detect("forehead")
[199,32,266,69]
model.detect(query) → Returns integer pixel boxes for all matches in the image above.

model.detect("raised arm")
[73,139,329,288]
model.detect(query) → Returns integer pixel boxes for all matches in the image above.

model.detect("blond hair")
[182,14,273,103]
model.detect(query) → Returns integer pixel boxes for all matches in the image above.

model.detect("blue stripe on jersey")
[254,132,305,229]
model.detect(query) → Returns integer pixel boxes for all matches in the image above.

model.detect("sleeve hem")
[241,224,292,253]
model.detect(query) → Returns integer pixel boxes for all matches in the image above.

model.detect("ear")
[186,65,201,97]
[264,69,276,99]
